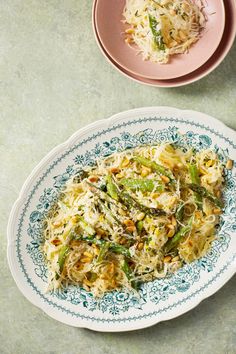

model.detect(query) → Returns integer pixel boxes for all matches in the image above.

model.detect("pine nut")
[226,159,234,170]
[137,242,144,251]
[160,175,170,183]
[88,175,99,182]
[164,255,172,263]
[172,256,179,262]
[213,208,222,215]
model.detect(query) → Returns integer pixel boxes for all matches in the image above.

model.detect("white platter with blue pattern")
[7,107,236,332]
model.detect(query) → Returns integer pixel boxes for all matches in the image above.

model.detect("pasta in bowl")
[44,143,227,297]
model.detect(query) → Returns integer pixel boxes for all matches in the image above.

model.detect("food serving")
[43,143,231,297]
[123,0,206,64]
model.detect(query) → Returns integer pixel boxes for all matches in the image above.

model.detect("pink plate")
[95,0,225,80]
[93,0,236,87]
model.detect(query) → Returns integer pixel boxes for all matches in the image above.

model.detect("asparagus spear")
[106,175,119,201]
[188,183,223,208]
[77,236,131,258]
[136,220,144,234]
[165,218,193,253]
[120,191,165,216]
[133,156,174,182]
[97,242,110,263]
[148,15,165,51]
[97,199,124,227]
[56,245,69,279]
[188,164,202,208]
[122,259,141,290]
[120,178,164,193]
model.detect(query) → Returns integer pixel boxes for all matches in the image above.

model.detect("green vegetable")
[136,220,144,234]
[106,175,119,201]
[78,218,95,236]
[97,199,124,227]
[120,178,164,192]
[57,245,69,276]
[133,155,174,181]
[188,183,223,208]
[97,242,110,263]
[109,244,131,258]
[122,259,132,280]
[122,260,141,290]
[77,236,131,259]
[165,218,193,253]
[120,191,165,216]
[148,15,165,51]
[176,203,184,222]
[188,164,202,208]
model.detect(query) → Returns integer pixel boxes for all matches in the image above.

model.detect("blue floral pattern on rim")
[24,125,235,316]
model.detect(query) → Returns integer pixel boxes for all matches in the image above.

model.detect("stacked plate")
[93,0,236,87]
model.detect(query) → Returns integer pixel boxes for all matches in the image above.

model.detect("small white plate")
[7,107,236,331]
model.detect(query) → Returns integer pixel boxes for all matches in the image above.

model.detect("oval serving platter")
[7,107,236,332]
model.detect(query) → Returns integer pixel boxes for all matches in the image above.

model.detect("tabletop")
[1,1,236,353]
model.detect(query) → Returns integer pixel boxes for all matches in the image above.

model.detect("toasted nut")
[160,175,170,183]
[110,167,120,174]
[80,257,91,263]
[88,175,99,182]
[137,212,145,221]
[119,237,126,245]
[125,28,134,34]
[171,216,177,226]
[125,37,133,44]
[52,221,62,228]
[167,224,175,230]
[124,219,135,227]
[177,162,183,168]
[116,173,123,179]
[206,160,214,167]
[137,242,144,251]
[121,157,130,167]
[213,208,222,215]
[51,239,61,246]
[101,274,108,280]
[119,208,127,216]
[164,255,172,263]
[172,256,179,262]
[83,251,93,258]
[167,229,175,238]
[126,225,136,233]
[141,166,151,177]
[226,159,234,170]
[71,215,79,224]
[96,228,106,236]
[96,234,101,240]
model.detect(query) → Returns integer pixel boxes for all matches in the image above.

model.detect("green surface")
[0,1,236,353]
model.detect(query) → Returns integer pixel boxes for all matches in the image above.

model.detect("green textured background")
[1,1,236,353]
